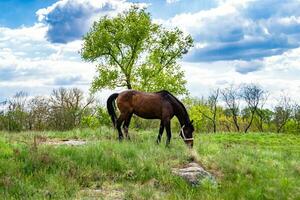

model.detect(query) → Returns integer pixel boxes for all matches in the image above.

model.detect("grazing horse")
[106,90,194,147]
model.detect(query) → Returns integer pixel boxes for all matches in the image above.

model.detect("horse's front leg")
[164,120,172,147]
[156,121,164,144]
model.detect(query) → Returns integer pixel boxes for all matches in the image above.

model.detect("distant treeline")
[0,88,108,132]
[186,84,299,134]
[0,85,299,134]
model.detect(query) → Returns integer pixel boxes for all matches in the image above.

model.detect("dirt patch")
[77,182,124,200]
[78,189,124,200]
[40,138,87,146]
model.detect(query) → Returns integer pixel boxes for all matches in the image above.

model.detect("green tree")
[293,104,300,133]
[255,108,273,132]
[81,7,193,95]
[198,89,220,133]
[274,95,292,133]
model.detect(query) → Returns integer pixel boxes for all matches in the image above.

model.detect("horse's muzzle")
[185,140,193,148]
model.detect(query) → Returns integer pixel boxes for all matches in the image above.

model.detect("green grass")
[0,128,299,199]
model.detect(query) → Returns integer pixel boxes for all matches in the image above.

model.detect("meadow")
[0,127,299,199]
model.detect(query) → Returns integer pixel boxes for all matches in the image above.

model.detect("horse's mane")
[157,90,190,124]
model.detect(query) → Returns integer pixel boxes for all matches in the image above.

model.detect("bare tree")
[0,100,7,113]
[0,100,7,130]
[221,86,241,132]
[28,96,50,130]
[255,91,270,132]
[5,91,28,131]
[199,89,219,133]
[240,84,266,133]
[8,91,28,111]
[48,88,95,130]
[274,94,292,133]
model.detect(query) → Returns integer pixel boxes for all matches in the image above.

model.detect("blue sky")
[0,0,300,104]
[0,0,57,28]
[131,0,217,19]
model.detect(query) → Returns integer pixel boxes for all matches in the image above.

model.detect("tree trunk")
[277,122,286,133]
[126,77,132,89]
[233,115,240,132]
[244,111,255,133]
[213,122,216,133]
[258,116,263,132]
[213,104,217,133]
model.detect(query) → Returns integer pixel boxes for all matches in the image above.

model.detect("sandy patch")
[77,182,124,200]
[39,138,87,146]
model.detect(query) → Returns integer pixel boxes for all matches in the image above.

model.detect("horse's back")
[116,90,172,119]
[117,90,159,103]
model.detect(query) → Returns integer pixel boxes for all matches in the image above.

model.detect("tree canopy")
[80,7,193,95]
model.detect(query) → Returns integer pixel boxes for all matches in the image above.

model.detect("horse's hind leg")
[156,121,164,144]
[116,114,126,141]
[123,113,132,140]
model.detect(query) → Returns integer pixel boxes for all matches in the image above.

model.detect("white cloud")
[181,46,300,105]
[36,0,148,43]
[162,1,240,34]
[0,24,95,100]
[0,23,47,41]
[36,0,134,21]
[166,0,180,4]
[161,0,300,62]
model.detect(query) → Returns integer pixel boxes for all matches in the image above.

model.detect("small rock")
[172,162,216,186]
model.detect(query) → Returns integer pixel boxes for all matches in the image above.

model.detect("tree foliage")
[274,95,293,133]
[81,7,193,95]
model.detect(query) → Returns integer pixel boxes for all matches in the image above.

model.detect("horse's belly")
[133,109,160,119]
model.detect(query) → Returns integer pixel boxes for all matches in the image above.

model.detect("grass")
[0,128,300,199]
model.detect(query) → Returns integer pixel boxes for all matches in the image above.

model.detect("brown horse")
[106,90,194,147]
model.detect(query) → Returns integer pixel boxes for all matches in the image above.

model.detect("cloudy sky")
[1,0,300,105]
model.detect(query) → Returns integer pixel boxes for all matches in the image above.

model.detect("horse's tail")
[106,93,119,127]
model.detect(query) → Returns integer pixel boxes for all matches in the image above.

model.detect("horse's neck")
[163,91,190,127]
[174,105,189,127]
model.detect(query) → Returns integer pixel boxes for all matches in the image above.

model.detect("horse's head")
[180,120,194,148]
